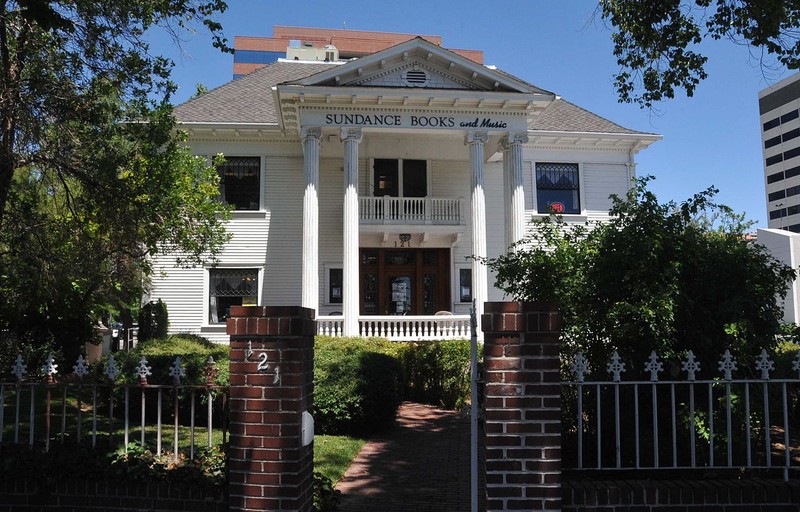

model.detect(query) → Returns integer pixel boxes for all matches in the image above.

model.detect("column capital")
[340,127,363,143]
[301,126,322,142]
[465,130,488,146]
[498,131,529,151]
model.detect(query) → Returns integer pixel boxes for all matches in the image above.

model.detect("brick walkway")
[335,402,484,512]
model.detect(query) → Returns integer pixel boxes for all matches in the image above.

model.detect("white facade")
[757,228,800,323]
[150,38,659,342]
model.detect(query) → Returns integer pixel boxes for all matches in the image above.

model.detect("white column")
[466,130,489,322]
[341,128,363,336]
[501,132,529,250]
[301,127,322,312]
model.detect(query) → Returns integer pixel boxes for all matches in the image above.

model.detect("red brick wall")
[227,306,315,512]
[482,301,562,512]
[0,478,227,511]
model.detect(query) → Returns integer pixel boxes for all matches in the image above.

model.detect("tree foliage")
[486,178,796,375]
[0,1,232,362]
[599,0,800,108]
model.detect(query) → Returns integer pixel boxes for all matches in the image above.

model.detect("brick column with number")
[227,306,316,512]
[482,301,561,512]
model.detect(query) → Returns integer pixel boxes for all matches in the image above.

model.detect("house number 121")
[247,341,281,384]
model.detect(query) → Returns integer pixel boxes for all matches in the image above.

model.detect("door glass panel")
[423,273,437,315]
[362,250,377,265]
[403,160,427,197]
[385,251,415,265]
[389,276,412,315]
[363,273,377,314]
[374,159,399,197]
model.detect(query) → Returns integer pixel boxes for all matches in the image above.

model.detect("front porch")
[317,313,471,341]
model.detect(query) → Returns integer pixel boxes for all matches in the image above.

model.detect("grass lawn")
[314,435,366,483]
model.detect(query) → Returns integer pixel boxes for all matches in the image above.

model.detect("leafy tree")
[599,0,800,108]
[0,1,232,363]
[486,178,796,375]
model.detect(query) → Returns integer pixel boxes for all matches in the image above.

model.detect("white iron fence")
[562,348,800,480]
[0,353,228,461]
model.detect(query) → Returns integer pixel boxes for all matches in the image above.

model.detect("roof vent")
[404,69,429,87]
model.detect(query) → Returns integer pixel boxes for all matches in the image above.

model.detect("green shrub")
[399,339,474,410]
[93,334,229,387]
[313,471,341,512]
[314,336,403,436]
[138,299,169,343]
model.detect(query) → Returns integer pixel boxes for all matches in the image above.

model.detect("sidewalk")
[335,402,484,512]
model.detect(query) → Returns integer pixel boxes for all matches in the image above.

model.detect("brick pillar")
[227,306,315,512]
[482,301,561,512]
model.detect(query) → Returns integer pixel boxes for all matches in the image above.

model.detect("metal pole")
[470,300,478,512]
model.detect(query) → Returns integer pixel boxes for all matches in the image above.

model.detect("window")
[536,162,581,214]
[459,268,472,303]
[372,159,427,197]
[328,268,343,304]
[769,190,787,201]
[218,156,261,210]
[208,268,259,323]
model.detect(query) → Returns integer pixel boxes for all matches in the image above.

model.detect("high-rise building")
[233,25,483,78]
[759,72,800,231]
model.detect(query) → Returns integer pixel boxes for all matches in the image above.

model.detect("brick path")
[335,401,484,512]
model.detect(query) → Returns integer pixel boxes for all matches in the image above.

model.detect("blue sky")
[149,0,793,226]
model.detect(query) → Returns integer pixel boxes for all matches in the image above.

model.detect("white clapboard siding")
[582,163,630,218]
[261,156,303,307]
[317,158,347,315]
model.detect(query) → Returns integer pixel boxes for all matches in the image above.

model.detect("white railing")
[316,315,471,340]
[359,196,464,225]
[562,348,800,480]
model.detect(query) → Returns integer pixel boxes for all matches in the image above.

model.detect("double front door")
[360,248,450,315]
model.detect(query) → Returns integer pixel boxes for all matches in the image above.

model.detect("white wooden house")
[149,37,660,342]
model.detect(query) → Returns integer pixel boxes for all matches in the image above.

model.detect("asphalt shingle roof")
[174,61,653,137]
[174,61,338,124]
[530,98,653,135]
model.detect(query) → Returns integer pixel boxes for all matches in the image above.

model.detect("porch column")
[301,127,322,312]
[501,132,529,250]
[341,128,363,336]
[467,130,489,322]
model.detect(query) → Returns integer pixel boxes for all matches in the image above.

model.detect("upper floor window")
[218,156,261,210]
[373,159,427,197]
[535,162,581,214]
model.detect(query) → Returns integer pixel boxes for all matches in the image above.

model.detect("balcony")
[359,196,464,225]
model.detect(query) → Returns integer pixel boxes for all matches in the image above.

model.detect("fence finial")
[644,351,663,382]
[204,356,219,387]
[718,350,737,381]
[135,356,152,386]
[169,356,186,385]
[607,351,626,382]
[571,352,588,383]
[104,354,120,382]
[73,355,89,380]
[11,354,27,382]
[755,349,774,380]
[42,353,58,384]
[682,350,701,381]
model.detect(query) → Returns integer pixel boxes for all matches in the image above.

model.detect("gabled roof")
[174,61,338,124]
[530,98,656,135]
[172,41,656,139]
[283,37,549,95]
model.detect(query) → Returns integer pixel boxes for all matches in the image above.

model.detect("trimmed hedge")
[314,336,403,436]
[399,339,474,410]
[92,334,230,387]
